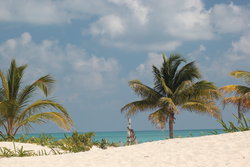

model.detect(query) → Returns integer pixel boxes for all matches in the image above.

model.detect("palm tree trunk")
[238,101,242,124]
[169,112,174,139]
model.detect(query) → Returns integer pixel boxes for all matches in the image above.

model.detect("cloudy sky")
[0,0,250,133]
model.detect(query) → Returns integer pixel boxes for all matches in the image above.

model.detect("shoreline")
[13,129,224,143]
[15,128,224,134]
[1,131,250,167]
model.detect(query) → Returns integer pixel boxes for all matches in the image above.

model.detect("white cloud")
[0,33,120,92]
[210,3,250,33]
[201,34,250,84]
[231,34,250,55]
[1,0,250,52]
[108,0,149,25]
[0,0,71,25]
[129,52,163,80]
[87,1,250,51]
[164,0,213,40]
[89,15,125,38]
[188,45,207,60]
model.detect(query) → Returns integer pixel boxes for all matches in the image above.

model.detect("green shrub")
[56,131,95,152]
[15,134,57,148]
[93,138,120,149]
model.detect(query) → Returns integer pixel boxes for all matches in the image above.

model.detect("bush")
[56,131,95,152]
[15,134,57,148]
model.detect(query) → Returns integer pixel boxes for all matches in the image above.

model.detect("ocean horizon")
[16,129,224,143]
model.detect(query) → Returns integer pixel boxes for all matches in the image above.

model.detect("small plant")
[209,130,219,135]
[0,143,34,157]
[56,131,95,152]
[0,147,15,157]
[218,113,250,133]
[99,139,108,149]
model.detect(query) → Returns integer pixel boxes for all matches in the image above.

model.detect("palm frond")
[223,96,249,111]
[7,60,27,100]
[173,80,192,98]
[0,71,9,99]
[159,77,173,96]
[191,81,220,99]
[128,80,161,99]
[0,59,72,137]
[34,75,55,97]
[174,61,201,87]
[148,108,168,129]
[17,84,36,109]
[220,85,250,96]
[0,88,6,101]
[16,112,73,131]
[158,97,178,114]
[175,80,220,104]
[121,99,158,116]
[17,100,70,122]
[165,53,186,78]
[230,70,250,85]
[241,92,250,108]
[153,65,164,94]
[182,100,221,119]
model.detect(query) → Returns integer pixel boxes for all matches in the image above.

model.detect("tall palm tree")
[220,70,250,120]
[0,59,73,139]
[121,54,220,139]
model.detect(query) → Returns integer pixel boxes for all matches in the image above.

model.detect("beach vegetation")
[56,131,94,152]
[0,142,62,158]
[220,70,250,121]
[0,131,120,155]
[218,113,250,133]
[121,54,221,138]
[0,59,73,140]
[16,134,57,147]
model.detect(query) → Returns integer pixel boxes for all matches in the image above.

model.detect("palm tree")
[0,59,73,139]
[121,54,220,139]
[220,70,250,120]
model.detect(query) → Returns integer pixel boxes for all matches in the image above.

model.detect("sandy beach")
[0,131,249,167]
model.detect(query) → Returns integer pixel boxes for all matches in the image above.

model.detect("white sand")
[0,142,63,155]
[1,131,250,167]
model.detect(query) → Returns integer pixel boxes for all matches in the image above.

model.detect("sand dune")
[1,131,250,167]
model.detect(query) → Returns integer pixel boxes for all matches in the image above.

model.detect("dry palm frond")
[148,108,168,129]
[230,70,250,85]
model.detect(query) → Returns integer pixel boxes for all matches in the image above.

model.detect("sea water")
[16,129,224,144]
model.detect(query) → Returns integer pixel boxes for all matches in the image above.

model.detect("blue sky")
[0,0,250,133]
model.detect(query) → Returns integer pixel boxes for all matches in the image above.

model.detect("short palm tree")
[121,54,220,139]
[220,70,250,120]
[0,59,73,139]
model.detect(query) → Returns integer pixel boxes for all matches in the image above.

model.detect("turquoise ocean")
[16,129,224,144]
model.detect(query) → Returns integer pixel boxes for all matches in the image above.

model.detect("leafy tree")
[220,71,250,120]
[121,54,220,138]
[0,59,73,139]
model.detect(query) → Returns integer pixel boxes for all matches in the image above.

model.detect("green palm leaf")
[17,112,72,131]
[0,71,9,100]
[0,59,73,138]
[128,80,161,99]
[121,53,220,139]
[182,100,220,119]
[121,99,158,116]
